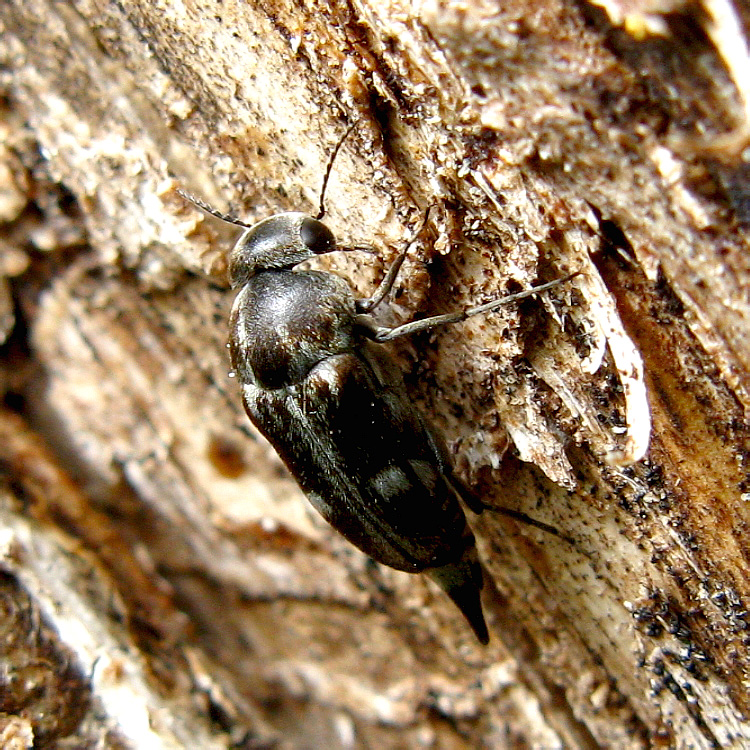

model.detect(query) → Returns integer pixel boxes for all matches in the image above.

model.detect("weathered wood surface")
[1,1,750,747]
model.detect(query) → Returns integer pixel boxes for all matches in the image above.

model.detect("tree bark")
[1,0,750,748]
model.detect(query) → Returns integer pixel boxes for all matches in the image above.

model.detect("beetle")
[181,129,578,644]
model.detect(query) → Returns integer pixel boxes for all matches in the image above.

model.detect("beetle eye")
[300,217,336,255]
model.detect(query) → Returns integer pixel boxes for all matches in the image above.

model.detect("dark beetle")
[182,138,577,644]
[227,208,494,643]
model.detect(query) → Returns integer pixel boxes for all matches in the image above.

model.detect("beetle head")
[228,212,337,287]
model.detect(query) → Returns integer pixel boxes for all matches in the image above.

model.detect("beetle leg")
[357,206,434,314]
[490,506,577,545]
[356,244,409,314]
[359,273,581,343]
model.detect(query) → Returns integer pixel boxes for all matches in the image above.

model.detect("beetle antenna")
[316,122,357,220]
[177,188,254,229]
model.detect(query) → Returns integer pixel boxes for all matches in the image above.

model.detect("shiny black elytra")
[181,134,577,645]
